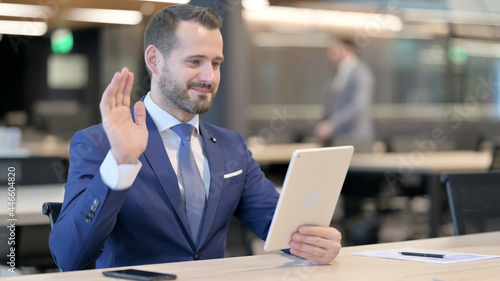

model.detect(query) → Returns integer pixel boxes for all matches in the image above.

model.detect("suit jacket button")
[91,199,100,211]
[85,215,92,222]
[195,253,200,260]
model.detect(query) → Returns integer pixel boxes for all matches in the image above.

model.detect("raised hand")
[99,67,148,164]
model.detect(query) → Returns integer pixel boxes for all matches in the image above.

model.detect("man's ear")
[145,45,162,76]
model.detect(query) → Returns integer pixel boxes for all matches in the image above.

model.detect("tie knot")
[171,124,195,141]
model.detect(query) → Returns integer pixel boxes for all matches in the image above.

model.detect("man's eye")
[189,60,200,65]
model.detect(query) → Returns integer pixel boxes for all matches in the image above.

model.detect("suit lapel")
[197,122,225,247]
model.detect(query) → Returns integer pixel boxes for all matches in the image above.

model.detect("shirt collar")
[144,92,200,134]
[337,55,358,75]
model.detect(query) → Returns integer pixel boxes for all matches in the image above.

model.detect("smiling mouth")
[188,82,214,93]
[190,87,212,95]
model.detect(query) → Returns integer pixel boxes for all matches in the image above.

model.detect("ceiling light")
[242,0,270,10]
[252,32,330,48]
[0,3,49,19]
[404,8,500,26]
[244,6,402,32]
[452,38,500,58]
[138,0,189,3]
[0,20,47,36]
[60,8,143,25]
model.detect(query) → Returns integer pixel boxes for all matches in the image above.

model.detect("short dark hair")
[144,4,222,57]
[339,38,358,53]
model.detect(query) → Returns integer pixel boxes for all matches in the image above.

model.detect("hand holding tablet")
[264,146,354,264]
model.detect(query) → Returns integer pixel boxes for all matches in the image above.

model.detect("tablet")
[264,145,354,251]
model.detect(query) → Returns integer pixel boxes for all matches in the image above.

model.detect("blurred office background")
[1,0,500,274]
[2,0,500,147]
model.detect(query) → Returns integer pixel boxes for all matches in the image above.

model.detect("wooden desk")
[3,231,499,280]
[0,184,65,226]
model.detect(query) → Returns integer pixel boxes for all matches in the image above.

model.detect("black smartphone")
[102,269,177,280]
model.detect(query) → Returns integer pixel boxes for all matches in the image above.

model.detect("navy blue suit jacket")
[49,110,279,271]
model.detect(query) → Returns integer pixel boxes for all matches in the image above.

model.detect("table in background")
[0,185,65,269]
[251,144,492,237]
[249,142,319,164]
[0,184,65,226]
[349,150,491,237]
[250,143,491,171]
[2,231,499,280]
[349,150,491,173]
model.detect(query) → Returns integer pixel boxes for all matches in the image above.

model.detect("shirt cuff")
[100,150,142,190]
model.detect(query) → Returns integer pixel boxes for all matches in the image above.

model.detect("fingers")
[100,72,120,114]
[298,225,341,241]
[289,247,335,265]
[289,226,342,265]
[133,101,146,127]
[122,71,134,108]
[99,67,134,114]
[115,68,130,106]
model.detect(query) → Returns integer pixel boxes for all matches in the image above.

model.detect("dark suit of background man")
[315,38,374,146]
[49,4,342,271]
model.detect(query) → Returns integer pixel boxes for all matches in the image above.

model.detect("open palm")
[99,68,148,164]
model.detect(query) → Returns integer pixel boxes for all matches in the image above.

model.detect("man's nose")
[198,64,217,84]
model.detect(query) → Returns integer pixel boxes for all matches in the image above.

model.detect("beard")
[158,66,217,115]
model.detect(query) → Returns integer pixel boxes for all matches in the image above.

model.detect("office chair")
[42,202,64,271]
[488,141,500,170]
[440,172,500,235]
[42,202,63,229]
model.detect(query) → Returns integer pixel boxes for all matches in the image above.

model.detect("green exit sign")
[51,28,73,54]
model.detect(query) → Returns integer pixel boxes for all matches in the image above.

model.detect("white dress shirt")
[99,92,210,199]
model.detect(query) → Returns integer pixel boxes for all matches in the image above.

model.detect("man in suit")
[314,38,374,146]
[314,39,377,245]
[49,5,342,271]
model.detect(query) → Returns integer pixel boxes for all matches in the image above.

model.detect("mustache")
[187,82,215,92]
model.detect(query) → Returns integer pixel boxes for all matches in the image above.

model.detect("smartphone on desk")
[102,269,177,280]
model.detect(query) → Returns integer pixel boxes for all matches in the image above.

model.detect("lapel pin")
[210,137,217,143]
